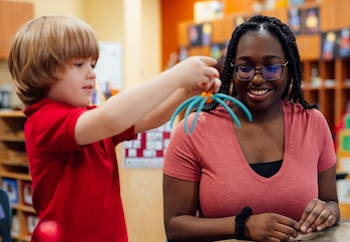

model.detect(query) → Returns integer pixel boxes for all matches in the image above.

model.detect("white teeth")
[249,89,268,95]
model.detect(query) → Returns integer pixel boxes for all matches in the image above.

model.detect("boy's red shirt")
[24,98,136,242]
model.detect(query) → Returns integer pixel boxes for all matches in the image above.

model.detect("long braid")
[204,15,317,111]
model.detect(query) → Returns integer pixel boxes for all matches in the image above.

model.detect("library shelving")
[0,110,36,242]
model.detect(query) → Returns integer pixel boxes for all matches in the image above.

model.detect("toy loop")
[170,92,252,134]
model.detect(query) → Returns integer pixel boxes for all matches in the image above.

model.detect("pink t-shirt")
[163,100,336,221]
[24,98,136,242]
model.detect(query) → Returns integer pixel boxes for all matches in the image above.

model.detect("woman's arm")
[163,175,300,242]
[163,175,236,242]
[299,164,340,233]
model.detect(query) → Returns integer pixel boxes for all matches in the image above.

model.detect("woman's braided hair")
[204,15,317,111]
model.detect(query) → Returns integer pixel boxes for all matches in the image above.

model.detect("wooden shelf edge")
[0,160,28,167]
[0,171,31,180]
[12,233,31,242]
[0,136,25,142]
[12,204,35,213]
[0,110,25,118]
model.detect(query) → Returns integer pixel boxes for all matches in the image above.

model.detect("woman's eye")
[265,65,280,73]
[239,66,253,72]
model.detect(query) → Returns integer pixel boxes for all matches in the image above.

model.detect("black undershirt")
[250,160,283,178]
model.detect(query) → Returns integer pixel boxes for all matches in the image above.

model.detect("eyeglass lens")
[236,64,283,81]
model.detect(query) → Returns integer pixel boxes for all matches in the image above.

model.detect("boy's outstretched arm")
[75,56,220,145]
[134,70,221,134]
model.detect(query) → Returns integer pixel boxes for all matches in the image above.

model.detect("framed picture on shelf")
[288,8,301,35]
[188,23,212,47]
[302,8,320,34]
[1,178,18,204]
[338,28,350,58]
[321,31,338,60]
[188,24,203,46]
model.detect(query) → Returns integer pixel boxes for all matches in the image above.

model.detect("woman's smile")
[247,88,271,101]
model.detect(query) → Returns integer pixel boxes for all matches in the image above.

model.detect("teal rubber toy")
[170,92,252,134]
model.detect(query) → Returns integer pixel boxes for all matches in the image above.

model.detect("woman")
[163,15,340,242]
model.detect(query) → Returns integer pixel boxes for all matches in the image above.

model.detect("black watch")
[234,207,252,240]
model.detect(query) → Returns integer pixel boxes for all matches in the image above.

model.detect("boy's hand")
[199,77,222,93]
[171,56,221,90]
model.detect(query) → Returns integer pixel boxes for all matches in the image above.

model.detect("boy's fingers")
[211,66,220,78]
[204,66,220,80]
[212,78,222,92]
[202,78,222,92]
[198,56,218,66]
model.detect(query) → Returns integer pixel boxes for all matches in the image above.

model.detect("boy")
[7,15,221,242]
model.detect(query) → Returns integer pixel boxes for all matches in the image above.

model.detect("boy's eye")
[72,59,96,68]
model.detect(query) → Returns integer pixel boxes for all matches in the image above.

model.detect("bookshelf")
[0,110,35,242]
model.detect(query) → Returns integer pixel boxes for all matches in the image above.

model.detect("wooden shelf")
[11,233,31,242]
[13,204,35,213]
[0,171,31,181]
[0,136,25,142]
[0,110,35,241]
[0,110,25,118]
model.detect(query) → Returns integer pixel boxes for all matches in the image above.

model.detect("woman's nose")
[250,70,266,84]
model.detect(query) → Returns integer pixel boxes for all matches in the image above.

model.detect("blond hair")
[8,15,99,107]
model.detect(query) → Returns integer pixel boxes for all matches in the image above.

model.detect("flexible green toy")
[170,92,253,134]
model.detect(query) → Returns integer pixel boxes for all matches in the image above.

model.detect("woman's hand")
[299,198,337,234]
[245,213,300,242]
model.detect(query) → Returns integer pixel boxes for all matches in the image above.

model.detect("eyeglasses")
[232,61,289,81]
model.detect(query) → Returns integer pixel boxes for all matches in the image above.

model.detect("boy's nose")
[87,69,96,79]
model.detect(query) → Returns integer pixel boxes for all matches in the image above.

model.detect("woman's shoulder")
[282,100,327,123]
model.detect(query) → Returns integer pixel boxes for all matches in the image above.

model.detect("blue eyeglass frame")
[231,61,289,81]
